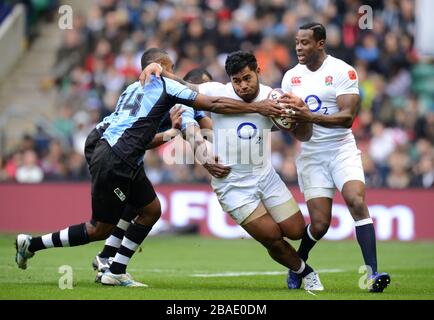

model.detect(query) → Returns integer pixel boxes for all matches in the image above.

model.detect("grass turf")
[1,234,433,300]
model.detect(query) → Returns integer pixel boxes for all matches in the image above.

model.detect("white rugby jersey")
[281,55,359,153]
[198,82,274,172]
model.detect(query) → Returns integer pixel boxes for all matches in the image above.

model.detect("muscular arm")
[292,122,313,142]
[162,70,199,92]
[310,94,360,128]
[183,125,211,163]
[279,93,360,129]
[145,128,179,150]
[140,63,283,117]
[197,116,213,142]
[191,94,282,117]
[197,116,212,130]
[183,124,230,177]
[139,63,199,92]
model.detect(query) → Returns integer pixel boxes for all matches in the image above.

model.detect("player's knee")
[310,219,330,239]
[347,195,367,219]
[261,235,285,252]
[87,223,114,241]
[285,223,305,240]
[136,198,161,225]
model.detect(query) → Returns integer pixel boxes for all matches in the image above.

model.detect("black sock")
[297,224,318,262]
[293,260,314,278]
[110,222,152,274]
[300,263,314,278]
[355,222,378,274]
[28,223,89,253]
[99,220,130,258]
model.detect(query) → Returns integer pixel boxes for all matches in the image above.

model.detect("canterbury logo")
[291,76,302,85]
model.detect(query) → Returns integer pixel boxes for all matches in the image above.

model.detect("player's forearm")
[184,126,213,163]
[311,111,355,128]
[146,128,179,149]
[162,71,198,92]
[292,123,312,142]
[206,97,260,114]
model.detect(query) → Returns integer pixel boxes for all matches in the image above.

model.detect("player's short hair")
[299,22,326,42]
[225,51,258,76]
[183,68,213,84]
[141,48,168,70]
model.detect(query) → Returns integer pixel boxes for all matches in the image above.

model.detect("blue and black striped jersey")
[102,76,198,168]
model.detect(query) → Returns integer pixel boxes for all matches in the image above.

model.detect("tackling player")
[15,49,283,287]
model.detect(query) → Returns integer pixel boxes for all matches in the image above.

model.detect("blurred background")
[0,0,433,239]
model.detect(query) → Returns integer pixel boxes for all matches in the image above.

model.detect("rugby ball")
[267,88,295,131]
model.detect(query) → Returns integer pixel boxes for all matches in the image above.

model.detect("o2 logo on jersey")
[304,94,328,115]
[237,122,257,140]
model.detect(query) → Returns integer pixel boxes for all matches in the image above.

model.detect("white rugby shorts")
[296,140,365,201]
[211,165,296,224]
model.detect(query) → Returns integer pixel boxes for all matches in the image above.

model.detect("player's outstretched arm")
[192,94,284,117]
[279,93,359,128]
[183,125,230,178]
[139,63,199,92]
[145,106,184,149]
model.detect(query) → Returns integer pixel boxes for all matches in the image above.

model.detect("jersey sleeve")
[335,66,359,97]
[179,104,199,131]
[163,77,198,106]
[198,82,226,96]
[281,70,293,93]
[194,110,206,121]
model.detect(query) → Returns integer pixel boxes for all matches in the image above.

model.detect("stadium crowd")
[0,0,433,188]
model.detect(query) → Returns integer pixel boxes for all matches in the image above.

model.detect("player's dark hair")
[141,48,168,69]
[299,22,326,42]
[225,51,258,76]
[183,68,213,84]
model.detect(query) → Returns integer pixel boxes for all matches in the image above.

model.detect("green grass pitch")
[1,234,433,300]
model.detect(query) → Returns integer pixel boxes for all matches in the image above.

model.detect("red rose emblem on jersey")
[325,75,333,86]
[348,70,357,80]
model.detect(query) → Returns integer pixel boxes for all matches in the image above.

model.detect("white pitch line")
[190,269,345,278]
[306,290,317,296]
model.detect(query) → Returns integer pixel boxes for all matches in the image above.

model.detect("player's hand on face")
[139,63,163,86]
[203,156,231,178]
[256,99,285,118]
[170,106,185,130]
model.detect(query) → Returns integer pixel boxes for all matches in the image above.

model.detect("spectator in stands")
[15,150,44,184]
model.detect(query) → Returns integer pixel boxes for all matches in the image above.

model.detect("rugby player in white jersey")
[280,23,390,292]
[141,51,323,290]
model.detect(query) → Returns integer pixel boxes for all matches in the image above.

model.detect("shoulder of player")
[127,81,141,90]
[197,81,227,95]
[282,64,302,77]
[259,83,273,95]
[327,56,356,75]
